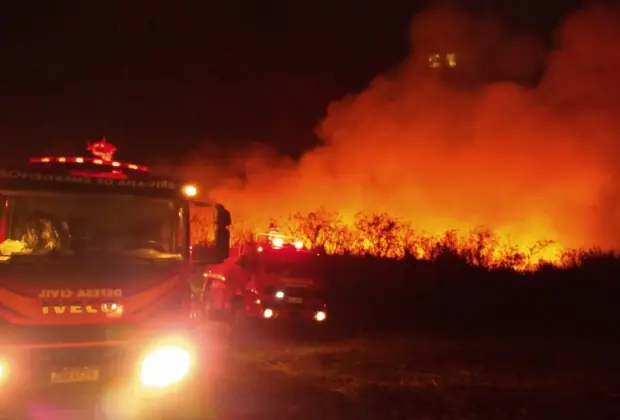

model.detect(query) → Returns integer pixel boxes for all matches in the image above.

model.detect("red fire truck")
[202,228,328,325]
[0,139,231,418]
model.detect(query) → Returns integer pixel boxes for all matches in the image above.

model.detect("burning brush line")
[190,210,601,272]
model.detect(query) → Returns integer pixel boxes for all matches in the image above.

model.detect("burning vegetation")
[191,209,600,271]
[184,5,620,272]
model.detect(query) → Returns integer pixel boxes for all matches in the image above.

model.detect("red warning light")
[255,226,306,252]
[87,137,117,162]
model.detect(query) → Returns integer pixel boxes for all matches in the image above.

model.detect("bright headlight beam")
[315,311,327,322]
[139,346,191,388]
[182,185,198,197]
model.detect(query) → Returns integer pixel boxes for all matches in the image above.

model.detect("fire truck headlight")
[275,290,284,299]
[139,346,191,388]
[263,308,274,319]
[0,359,7,383]
[272,238,284,248]
[182,184,198,198]
[314,311,327,322]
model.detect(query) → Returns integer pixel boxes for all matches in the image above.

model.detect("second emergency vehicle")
[202,228,327,325]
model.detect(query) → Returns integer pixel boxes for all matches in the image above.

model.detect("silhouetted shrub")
[192,209,580,270]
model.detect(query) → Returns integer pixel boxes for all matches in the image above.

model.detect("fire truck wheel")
[229,297,253,334]
[227,298,250,346]
[199,289,220,322]
[203,290,215,320]
[229,299,245,325]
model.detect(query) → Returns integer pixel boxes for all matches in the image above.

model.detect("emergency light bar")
[256,230,304,251]
[256,241,304,253]
[29,137,150,172]
[29,156,150,173]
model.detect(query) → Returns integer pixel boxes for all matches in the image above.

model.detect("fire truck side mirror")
[189,201,231,264]
[215,204,231,262]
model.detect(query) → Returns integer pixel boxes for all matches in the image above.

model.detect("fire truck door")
[247,274,258,291]
[235,254,260,294]
[234,255,252,295]
[188,201,231,264]
[0,195,7,242]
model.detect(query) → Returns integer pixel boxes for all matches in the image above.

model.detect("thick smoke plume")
[185,5,620,251]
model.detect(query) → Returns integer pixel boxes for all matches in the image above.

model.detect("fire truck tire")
[202,290,216,320]
[202,290,227,323]
[227,298,250,346]
[229,298,245,326]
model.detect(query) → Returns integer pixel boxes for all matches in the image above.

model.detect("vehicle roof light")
[29,156,151,172]
[29,138,151,172]
[255,226,309,252]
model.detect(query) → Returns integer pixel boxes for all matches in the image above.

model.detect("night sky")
[0,1,584,165]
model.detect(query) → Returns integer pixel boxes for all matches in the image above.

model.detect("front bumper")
[0,339,208,419]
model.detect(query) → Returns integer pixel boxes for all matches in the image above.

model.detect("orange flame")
[180,5,620,271]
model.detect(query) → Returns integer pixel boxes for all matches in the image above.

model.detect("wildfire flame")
[182,5,620,271]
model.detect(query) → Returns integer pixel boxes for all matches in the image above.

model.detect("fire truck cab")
[0,139,231,418]
[203,229,328,325]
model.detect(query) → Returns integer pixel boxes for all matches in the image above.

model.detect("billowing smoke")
[186,5,620,251]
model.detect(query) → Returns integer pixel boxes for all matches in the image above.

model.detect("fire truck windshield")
[262,251,319,278]
[0,191,183,261]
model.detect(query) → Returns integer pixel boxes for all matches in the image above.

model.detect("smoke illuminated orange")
[180,5,620,270]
